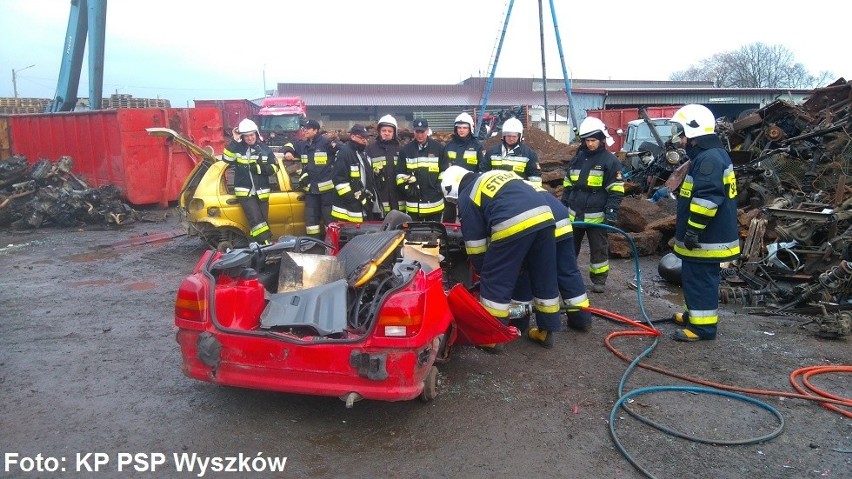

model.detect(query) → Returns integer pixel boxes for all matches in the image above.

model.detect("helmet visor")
[670,121,685,139]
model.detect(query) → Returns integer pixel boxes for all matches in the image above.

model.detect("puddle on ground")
[659,288,684,305]
[0,240,45,255]
[65,249,120,263]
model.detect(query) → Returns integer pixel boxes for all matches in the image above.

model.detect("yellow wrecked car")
[148,128,305,251]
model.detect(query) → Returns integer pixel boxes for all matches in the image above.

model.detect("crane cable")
[572,222,852,479]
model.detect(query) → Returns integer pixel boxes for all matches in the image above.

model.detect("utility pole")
[12,64,35,99]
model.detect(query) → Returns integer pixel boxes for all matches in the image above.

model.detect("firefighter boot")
[672,322,717,342]
[509,315,531,334]
[590,283,606,294]
[527,327,554,349]
[672,312,687,325]
[566,310,592,332]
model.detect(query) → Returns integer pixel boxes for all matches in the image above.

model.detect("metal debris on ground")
[0,155,137,229]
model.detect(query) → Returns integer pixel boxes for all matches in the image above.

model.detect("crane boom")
[48,0,107,112]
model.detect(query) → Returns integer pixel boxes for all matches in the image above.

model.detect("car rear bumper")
[176,329,440,402]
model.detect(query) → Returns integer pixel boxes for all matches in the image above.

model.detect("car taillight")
[175,275,209,324]
[188,198,205,213]
[376,290,424,337]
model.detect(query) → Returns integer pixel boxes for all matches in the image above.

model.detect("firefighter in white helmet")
[441,112,485,222]
[222,118,279,245]
[561,116,624,293]
[366,115,402,214]
[482,117,542,185]
[669,104,740,342]
[441,165,562,349]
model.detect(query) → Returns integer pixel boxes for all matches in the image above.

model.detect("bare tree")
[670,42,834,89]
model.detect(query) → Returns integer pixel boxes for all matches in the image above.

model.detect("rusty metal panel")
[5,108,224,206]
[0,117,10,160]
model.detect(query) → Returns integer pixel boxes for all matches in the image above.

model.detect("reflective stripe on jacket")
[674,135,741,262]
[561,146,623,222]
[222,139,278,200]
[458,171,555,265]
[483,142,541,184]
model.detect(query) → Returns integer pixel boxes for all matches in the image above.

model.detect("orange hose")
[588,306,852,419]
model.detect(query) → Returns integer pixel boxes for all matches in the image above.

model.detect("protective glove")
[604,208,617,225]
[353,190,369,207]
[683,230,700,250]
[406,174,417,184]
[298,172,310,189]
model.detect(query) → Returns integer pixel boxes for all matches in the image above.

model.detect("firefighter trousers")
[514,235,591,328]
[481,226,561,332]
[574,225,609,285]
[680,260,721,337]
[238,196,271,244]
[304,191,334,238]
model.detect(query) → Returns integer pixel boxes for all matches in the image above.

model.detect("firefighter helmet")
[454,112,475,130]
[578,117,606,139]
[671,104,716,138]
[377,114,398,130]
[502,117,523,137]
[237,119,259,135]
[441,165,472,201]
[578,116,615,146]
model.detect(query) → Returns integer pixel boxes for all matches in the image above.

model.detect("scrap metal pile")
[0,155,136,229]
[716,78,852,337]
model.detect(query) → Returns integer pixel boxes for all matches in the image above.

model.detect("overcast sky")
[1,0,848,108]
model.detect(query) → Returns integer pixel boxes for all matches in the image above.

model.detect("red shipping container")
[585,106,681,153]
[6,108,225,206]
[193,99,261,134]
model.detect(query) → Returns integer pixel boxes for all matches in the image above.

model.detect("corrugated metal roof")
[277,77,791,108]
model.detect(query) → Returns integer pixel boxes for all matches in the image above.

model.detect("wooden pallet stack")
[0,95,171,113]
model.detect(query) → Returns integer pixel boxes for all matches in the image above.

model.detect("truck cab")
[257,97,307,148]
[619,118,674,157]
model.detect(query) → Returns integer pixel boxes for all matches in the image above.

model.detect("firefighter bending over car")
[222,119,279,245]
[331,125,382,223]
[562,116,624,293]
[441,166,562,349]
[669,104,741,342]
[513,181,592,336]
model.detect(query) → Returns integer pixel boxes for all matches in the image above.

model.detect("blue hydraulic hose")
[572,221,785,479]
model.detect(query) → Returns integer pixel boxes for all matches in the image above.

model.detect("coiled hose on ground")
[572,221,852,479]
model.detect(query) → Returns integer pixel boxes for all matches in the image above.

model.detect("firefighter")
[441,165,562,349]
[669,104,741,342]
[222,118,279,245]
[396,119,446,221]
[441,112,485,222]
[513,180,592,333]
[283,119,337,241]
[481,117,542,185]
[331,125,381,223]
[562,116,624,293]
[366,115,402,214]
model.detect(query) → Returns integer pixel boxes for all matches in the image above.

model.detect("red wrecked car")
[174,216,519,406]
